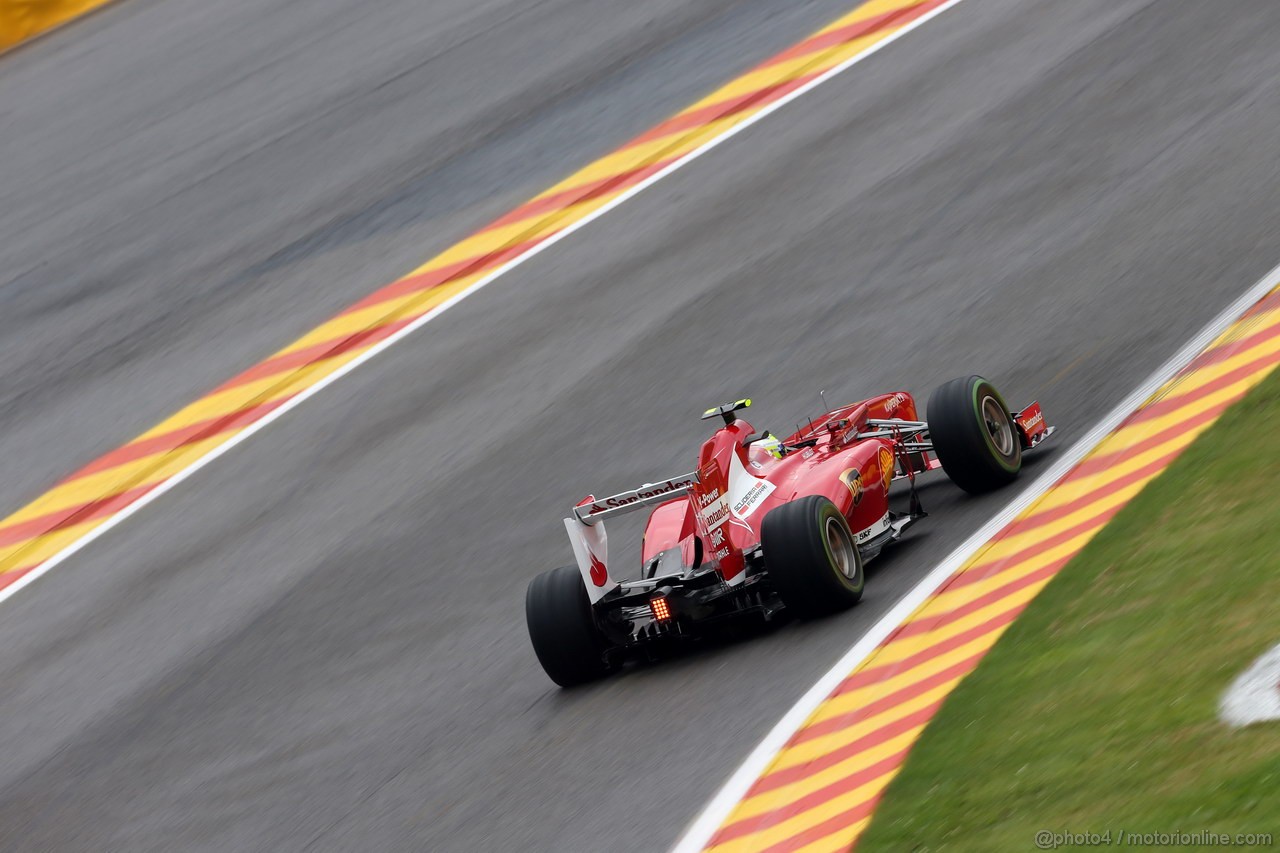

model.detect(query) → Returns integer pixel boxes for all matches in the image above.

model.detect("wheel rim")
[825,517,858,579]
[980,395,1014,457]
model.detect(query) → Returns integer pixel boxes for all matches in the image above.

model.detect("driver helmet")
[750,433,785,464]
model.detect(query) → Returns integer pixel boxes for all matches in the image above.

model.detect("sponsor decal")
[732,480,772,517]
[699,488,731,531]
[839,468,864,506]
[585,474,698,515]
[695,460,732,532]
[1016,402,1046,436]
[728,452,776,519]
[854,512,891,542]
[588,553,609,587]
[802,447,815,459]
[883,392,909,414]
[564,516,613,604]
[878,447,895,491]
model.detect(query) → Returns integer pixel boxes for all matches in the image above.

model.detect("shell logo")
[878,447,894,491]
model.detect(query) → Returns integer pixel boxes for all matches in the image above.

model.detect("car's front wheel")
[525,565,617,687]
[927,375,1022,494]
[761,495,865,619]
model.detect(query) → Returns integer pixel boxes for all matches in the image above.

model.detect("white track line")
[0,0,968,606]
[671,260,1280,852]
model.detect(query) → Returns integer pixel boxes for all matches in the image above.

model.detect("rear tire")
[927,375,1022,494]
[525,566,617,687]
[761,496,864,619]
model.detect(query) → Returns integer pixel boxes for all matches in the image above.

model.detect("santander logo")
[588,553,609,587]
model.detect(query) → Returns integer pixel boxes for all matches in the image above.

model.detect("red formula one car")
[526,375,1053,686]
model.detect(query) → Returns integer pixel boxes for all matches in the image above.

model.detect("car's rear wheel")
[927,375,1022,494]
[525,565,617,687]
[761,495,864,619]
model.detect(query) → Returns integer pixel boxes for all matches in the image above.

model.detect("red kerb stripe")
[710,748,910,846]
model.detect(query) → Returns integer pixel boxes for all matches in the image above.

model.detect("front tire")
[927,375,1022,494]
[761,496,864,619]
[525,566,617,687]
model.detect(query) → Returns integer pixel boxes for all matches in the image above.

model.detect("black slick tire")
[525,566,616,687]
[927,375,1022,494]
[761,495,864,619]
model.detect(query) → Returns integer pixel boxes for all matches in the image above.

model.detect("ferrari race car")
[526,375,1053,687]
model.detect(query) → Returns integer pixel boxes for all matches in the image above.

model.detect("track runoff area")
[676,271,1280,852]
[3,0,1278,850]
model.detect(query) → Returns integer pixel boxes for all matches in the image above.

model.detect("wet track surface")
[3,0,1280,850]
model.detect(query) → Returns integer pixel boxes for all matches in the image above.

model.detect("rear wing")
[570,471,700,525]
[566,471,699,604]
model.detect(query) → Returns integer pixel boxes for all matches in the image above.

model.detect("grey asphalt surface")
[1,0,1279,850]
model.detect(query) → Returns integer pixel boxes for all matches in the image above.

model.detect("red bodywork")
[639,393,926,585]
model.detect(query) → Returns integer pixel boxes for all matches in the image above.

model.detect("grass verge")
[857,368,1280,851]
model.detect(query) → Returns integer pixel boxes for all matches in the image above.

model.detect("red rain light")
[649,596,672,622]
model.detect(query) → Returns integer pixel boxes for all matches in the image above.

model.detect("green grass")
[857,368,1280,851]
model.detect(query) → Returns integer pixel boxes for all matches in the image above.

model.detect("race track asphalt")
[2,0,1280,850]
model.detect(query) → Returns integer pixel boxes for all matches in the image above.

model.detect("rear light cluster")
[649,595,672,622]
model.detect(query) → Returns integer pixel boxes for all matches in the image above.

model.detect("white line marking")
[0,0,968,605]
[670,259,1280,852]
[1220,642,1280,727]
